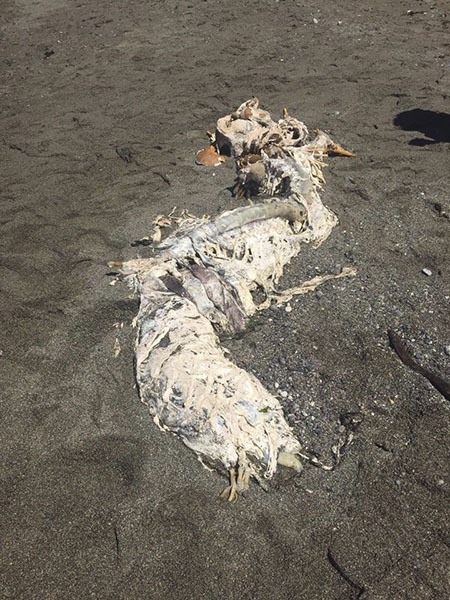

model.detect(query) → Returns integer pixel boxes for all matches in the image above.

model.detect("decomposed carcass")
[111,99,355,501]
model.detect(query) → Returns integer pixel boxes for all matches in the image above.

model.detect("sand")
[1,1,449,598]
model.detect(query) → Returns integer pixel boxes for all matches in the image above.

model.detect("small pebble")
[285,304,292,313]
[422,268,432,276]
[280,390,288,398]
[444,345,450,356]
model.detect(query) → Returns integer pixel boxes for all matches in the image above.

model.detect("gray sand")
[1,1,449,598]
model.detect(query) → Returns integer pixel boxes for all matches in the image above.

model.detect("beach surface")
[1,1,449,598]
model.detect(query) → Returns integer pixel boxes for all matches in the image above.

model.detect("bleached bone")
[215,98,309,158]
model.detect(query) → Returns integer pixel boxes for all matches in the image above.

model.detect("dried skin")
[114,100,355,490]
[117,199,352,483]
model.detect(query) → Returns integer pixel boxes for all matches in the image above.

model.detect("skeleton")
[112,100,355,501]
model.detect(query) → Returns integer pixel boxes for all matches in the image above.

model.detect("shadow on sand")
[393,109,450,146]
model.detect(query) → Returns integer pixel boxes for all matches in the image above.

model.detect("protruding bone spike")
[282,107,289,119]
[213,201,306,234]
[220,468,238,503]
[328,143,355,157]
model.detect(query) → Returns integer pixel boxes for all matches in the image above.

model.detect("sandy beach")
[1,1,449,597]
